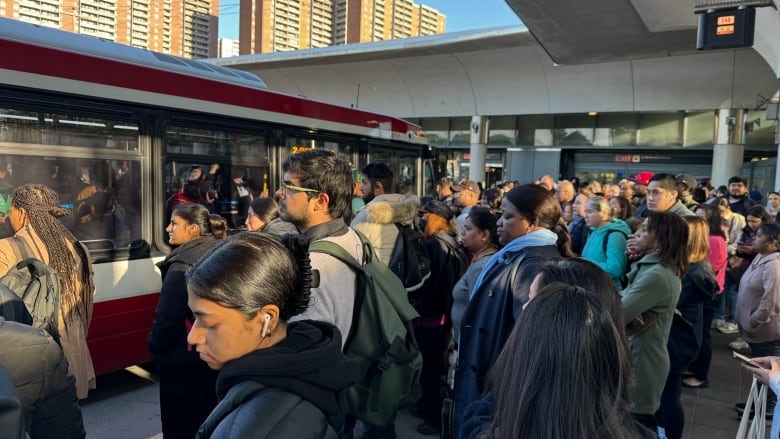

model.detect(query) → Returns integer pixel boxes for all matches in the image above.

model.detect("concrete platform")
[80,330,766,438]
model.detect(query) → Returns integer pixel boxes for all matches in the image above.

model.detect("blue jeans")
[716,276,738,322]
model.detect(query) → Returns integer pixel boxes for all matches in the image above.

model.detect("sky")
[217,0,524,40]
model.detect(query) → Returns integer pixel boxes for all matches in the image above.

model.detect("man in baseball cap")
[675,174,699,211]
[631,171,653,217]
[452,179,480,237]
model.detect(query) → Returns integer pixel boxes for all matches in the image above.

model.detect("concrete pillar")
[468,115,488,186]
[771,91,780,192]
[711,108,746,188]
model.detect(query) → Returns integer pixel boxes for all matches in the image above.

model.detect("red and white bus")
[0,17,434,375]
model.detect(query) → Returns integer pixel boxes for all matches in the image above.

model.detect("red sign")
[717,15,735,25]
[614,154,633,163]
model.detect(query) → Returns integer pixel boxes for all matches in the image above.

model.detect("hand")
[743,356,780,385]
[631,315,646,327]
[737,245,752,255]
[209,163,220,174]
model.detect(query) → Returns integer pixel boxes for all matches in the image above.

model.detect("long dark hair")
[249,197,281,224]
[646,211,689,276]
[482,283,638,439]
[695,203,727,240]
[186,232,310,321]
[12,184,94,328]
[504,184,574,257]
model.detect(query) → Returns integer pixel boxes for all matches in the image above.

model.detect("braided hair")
[12,184,94,329]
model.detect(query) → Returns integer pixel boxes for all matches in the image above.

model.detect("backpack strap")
[602,229,628,255]
[9,236,32,261]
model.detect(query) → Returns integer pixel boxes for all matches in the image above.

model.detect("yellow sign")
[716,25,735,35]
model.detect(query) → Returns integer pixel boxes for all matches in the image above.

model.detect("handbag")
[736,376,768,439]
[667,313,700,368]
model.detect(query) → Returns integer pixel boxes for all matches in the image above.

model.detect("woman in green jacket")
[622,211,689,431]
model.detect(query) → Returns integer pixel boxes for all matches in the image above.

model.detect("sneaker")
[718,322,740,334]
[729,337,749,350]
[712,319,726,330]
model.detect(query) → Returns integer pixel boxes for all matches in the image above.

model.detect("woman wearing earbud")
[186,232,358,438]
[147,203,228,439]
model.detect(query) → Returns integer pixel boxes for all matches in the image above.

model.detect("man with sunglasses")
[278,149,363,351]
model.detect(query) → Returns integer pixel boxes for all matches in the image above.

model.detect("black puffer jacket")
[148,235,220,363]
[0,318,84,438]
[196,320,359,439]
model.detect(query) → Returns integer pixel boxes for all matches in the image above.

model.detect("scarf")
[470,228,558,299]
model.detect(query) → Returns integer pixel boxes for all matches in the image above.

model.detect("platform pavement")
[679,330,769,439]
[81,330,764,439]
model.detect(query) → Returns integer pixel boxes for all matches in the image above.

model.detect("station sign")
[696,7,756,50]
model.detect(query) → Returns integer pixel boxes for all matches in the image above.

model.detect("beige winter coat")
[351,194,420,265]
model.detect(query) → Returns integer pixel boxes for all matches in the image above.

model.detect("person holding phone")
[742,356,780,438]
[735,222,780,416]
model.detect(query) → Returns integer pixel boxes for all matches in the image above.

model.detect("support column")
[468,115,489,187]
[770,91,780,192]
[711,108,746,188]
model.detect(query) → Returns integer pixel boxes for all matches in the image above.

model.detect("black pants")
[688,296,716,381]
[158,361,218,439]
[414,325,446,427]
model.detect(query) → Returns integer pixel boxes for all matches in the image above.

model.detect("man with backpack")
[281,150,420,439]
[351,162,421,266]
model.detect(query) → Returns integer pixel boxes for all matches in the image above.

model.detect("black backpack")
[0,237,61,343]
[388,223,431,292]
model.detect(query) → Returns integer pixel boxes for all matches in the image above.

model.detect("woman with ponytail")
[0,184,95,399]
[147,203,228,438]
[453,184,573,435]
[187,232,358,438]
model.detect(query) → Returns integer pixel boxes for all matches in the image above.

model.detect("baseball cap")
[630,171,654,186]
[675,174,698,190]
[452,179,480,194]
[420,199,454,221]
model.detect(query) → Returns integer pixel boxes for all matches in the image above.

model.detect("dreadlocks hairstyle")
[12,184,94,329]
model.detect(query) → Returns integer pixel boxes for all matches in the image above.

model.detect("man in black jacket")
[727,175,759,216]
[0,317,85,438]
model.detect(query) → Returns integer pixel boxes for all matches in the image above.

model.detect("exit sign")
[697,8,756,50]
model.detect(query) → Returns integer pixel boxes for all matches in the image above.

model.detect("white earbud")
[261,313,271,338]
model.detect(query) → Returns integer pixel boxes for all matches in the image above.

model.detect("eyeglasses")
[280,182,320,197]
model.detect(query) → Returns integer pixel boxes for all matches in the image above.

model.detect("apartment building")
[2,0,218,59]
[241,0,444,55]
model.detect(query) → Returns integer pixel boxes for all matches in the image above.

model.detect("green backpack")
[309,231,422,425]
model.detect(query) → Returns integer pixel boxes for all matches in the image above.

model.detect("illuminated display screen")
[697,8,755,50]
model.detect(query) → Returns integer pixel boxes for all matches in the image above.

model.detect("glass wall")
[416,110,773,150]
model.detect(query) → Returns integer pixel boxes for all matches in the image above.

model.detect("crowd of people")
[4,158,780,439]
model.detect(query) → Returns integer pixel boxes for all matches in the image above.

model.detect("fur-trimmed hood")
[356,194,420,225]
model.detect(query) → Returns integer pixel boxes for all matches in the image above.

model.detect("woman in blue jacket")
[453,184,573,436]
[581,196,631,288]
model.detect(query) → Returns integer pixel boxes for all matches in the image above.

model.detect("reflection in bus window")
[0,155,142,249]
[165,126,269,160]
[0,109,139,150]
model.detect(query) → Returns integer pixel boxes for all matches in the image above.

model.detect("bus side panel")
[87,292,159,376]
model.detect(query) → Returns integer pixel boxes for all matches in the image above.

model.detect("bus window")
[0,156,143,252]
[0,109,139,150]
[164,124,272,233]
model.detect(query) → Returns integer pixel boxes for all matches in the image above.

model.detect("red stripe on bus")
[0,39,418,135]
[87,292,159,376]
